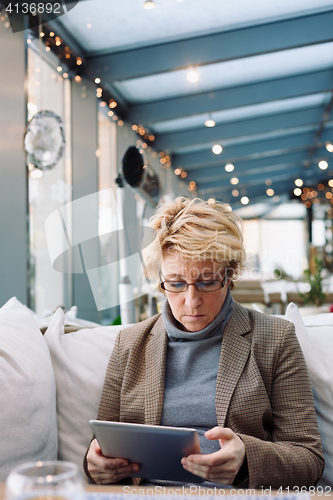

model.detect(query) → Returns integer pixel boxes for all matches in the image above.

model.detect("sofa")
[1,297,332,488]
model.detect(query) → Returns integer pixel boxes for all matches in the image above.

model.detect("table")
[0,482,331,499]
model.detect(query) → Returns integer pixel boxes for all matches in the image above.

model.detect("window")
[27,45,72,314]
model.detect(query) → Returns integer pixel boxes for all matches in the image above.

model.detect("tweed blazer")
[93,302,324,489]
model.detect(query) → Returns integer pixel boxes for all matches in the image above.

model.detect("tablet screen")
[89,420,203,483]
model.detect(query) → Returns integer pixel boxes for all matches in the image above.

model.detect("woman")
[85,197,324,489]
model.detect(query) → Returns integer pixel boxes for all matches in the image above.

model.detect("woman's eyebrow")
[164,272,217,279]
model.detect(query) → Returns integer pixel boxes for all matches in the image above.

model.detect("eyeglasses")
[159,272,227,293]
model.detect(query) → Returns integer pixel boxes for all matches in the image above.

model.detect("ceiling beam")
[155,107,326,151]
[129,69,333,125]
[85,10,333,82]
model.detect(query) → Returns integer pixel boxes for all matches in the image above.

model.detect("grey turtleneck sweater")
[145,289,234,487]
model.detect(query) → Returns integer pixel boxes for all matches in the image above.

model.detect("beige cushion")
[0,297,57,481]
[44,308,124,471]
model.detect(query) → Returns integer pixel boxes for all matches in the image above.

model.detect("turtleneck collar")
[162,288,234,342]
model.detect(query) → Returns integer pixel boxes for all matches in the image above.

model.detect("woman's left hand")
[181,426,246,485]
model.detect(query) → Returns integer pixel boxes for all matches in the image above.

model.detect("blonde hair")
[142,197,245,289]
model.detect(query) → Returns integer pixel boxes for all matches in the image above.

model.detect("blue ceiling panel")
[129,69,333,125]
[86,10,333,82]
[174,128,333,170]
[154,107,326,151]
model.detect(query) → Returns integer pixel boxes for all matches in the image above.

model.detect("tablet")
[89,420,203,483]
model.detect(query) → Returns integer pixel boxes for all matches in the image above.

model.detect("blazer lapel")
[145,315,168,425]
[216,302,252,427]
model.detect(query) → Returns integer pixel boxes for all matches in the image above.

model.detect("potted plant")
[299,256,327,307]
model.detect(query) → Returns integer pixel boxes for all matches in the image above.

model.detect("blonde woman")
[85,197,323,489]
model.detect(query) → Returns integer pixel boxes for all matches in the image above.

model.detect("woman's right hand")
[86,439,140,484]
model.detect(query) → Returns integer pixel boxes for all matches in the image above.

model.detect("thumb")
[204,426,234,442]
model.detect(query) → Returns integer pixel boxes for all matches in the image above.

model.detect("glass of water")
[5,461,85,500]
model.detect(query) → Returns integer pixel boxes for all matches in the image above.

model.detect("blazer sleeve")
[239,321,324,489]
[83,333,124,483]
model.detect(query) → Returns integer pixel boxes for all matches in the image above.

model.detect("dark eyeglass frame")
[159,271,227,293]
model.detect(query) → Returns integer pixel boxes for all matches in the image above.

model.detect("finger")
[204,427,235,441]
[89,462,140,484]
[181,461,236,485]
[182,450,229,467]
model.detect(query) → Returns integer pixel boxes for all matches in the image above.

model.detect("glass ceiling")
[114,42,333,103]
[59,0,333,54]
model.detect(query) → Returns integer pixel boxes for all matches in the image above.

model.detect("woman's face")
[161,254,229,332]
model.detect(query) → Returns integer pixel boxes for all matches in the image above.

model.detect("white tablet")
[89,420,203,483]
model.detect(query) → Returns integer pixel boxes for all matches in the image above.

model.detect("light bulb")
[319,160,328,170]
[212,145,222,155]
[187,70,199,83]
[204,119,215,127]
[240,196,249,205]
[144,1,156,9]
[225,163,234,172]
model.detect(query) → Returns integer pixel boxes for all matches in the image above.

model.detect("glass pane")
[27,46,72,315]
[97,112,119,324]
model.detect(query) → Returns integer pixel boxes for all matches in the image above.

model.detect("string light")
[232,190,239,197]
[95,77,101,84]
[326,142,333,153]
[240,196,249,205]
[230,177,239,185]
[225,163,234,172]
[265,179,272,186]
[30,169,43,179]
[294,188,302,196]
[295,179,303,187]
[319,160,328,170]
[266,188,274,196]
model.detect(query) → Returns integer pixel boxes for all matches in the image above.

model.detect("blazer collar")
[215,301,252,426]
[144,315,168,425]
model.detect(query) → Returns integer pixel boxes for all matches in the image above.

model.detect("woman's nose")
[184,284,202,309]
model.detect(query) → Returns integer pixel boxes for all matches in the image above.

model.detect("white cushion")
[44,308,123,471]
[284,303,333,488]
[0,297,57,481]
